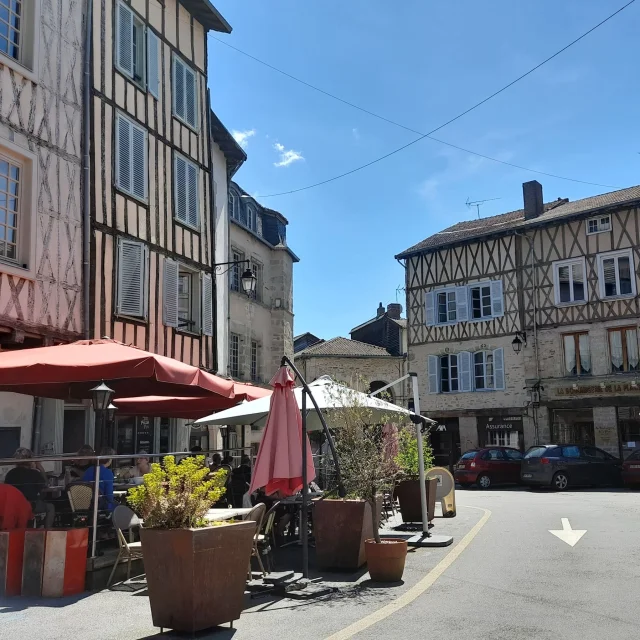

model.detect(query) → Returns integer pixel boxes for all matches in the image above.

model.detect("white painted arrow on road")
[548,518,586,547]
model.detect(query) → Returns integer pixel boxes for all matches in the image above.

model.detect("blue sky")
[208,0,639,340]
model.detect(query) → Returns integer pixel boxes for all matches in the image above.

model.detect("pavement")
[2,487,639,639]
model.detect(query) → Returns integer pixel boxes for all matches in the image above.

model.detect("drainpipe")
[82,0,93,339]
[205,90,217,372]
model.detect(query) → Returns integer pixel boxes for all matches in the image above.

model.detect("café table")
[204,507,252,522]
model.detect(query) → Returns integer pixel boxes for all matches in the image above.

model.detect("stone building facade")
[397,180,640,464]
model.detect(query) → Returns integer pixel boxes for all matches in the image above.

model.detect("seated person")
[5,447,55,527]
[82,447,116,511]
[229,456,252,508]
[67,444,95,480]
[128,452,151,479]
[209,453,222,472]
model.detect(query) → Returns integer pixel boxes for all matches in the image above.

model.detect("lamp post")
[91,381,114,450]
[213,259,257,298]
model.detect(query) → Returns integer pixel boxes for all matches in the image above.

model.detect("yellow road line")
[325,507,491,640]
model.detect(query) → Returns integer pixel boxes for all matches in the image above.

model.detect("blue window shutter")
[187,161,198,227]
[163,259,179,327]
[174,155,187,223]
[491,280,504,317]
[173,56,185,120]
[185,66,197,128]
[455,286,469,322]
[425,291,435,326]
[493,347,505,390]
[117,239,145,317]
[131,123,147,200]
[202,273,213,336]
[147,30,160,98]
[428,355,439,394]
[116,2,134,78]
[459,351,472,392]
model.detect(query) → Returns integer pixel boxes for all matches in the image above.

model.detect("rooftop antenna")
[396,285,405,303]
[466,196,501,219]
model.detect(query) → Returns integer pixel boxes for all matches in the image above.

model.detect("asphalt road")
[2,488,639,639]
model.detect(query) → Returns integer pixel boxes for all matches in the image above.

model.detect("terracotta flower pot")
[365,538,408,582]
[395,478,437,523]
[140,520,255,633]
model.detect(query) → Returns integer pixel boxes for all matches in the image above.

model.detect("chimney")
[523,180,543,220]
[387,303,402,319]
[376,303,385,318]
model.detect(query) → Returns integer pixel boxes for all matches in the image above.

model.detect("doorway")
[430,418,461,471]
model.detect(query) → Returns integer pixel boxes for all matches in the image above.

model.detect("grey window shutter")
[185,66,197,127]
[131,123,147,200]
[116,114,131,193]
[425,291,435,326]
[459,351,472,392]
[173,56,185,120]
[174,155,187,223]
[187,161,198,227]
[116,2,134,78]
[455,286,469,322]
[147,29,160,98]
[428,355,439,394]
[493,347,505,390]
[163,259,179,327]
[202,273,213,336]
[491,280,504,317]
[117,238,145,317]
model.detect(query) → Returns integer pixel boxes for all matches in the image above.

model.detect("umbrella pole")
[410,373,430,536]
[301,389,309,580]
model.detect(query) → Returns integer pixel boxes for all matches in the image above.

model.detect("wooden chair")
[245,502,266,579]
[256,502,280,573]
[107,505,143,587]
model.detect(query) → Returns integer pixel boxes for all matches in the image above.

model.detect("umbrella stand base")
[378,532,453,547]
[247,573,337,600]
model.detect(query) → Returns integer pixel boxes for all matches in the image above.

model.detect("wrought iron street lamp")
[213,259,256,298]
[91,381,114,450]
[512,331,527,354]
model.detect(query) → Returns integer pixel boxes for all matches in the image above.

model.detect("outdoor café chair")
[246,502,267,580]
[66,481,94,514]
[107,505,143,587]
[256,501,280,573]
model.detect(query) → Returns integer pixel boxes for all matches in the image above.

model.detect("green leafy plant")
[128,455,227,529]
[395,425,434,481]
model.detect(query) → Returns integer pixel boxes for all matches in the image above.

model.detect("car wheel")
[552,472,569,491]
[477,474,492,489]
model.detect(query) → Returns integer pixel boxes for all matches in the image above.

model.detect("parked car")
[454,447,523,489]
[521,444,621,490]
[622,449,640,487]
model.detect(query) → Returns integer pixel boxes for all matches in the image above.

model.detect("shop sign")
[557,382,640,396]
[477,416,523,431]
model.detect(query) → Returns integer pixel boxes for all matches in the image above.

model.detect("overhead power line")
[211,0,635,197]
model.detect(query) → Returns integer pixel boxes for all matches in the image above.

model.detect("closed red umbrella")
[113,383,272,419]
[249,366,315,497]
[0,338,235,400]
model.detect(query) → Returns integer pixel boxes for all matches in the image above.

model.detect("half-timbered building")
[397,180,640,466]
[89,0,231,454]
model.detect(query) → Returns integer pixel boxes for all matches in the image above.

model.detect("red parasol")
[249,366,315,497]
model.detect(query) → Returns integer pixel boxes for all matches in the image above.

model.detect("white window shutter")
[187,161,198,227]
[490,280,504,317]
[131,123,147,200]
[117,239,145,317]
[459,351,472,392]
[425,291,435,326]
[455,286,469,322]
[174,56,185,120]
[428,355,439,394]
[174,155,187,223]
[202,273,213,336]
[185,66,197,128]
[116,2,134,78]
[163,259,179,327]
[147,29,160,98]
[116,114,131,193]
[493,347,505,390]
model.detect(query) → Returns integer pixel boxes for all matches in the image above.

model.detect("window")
[0,157,20,261]
[583,446,612,460]
[553,258,586,304]
[115,112,147,201]
[250,260,262,302]
[504,448,523,460]
[116,238,148,318]
[251,341,259,382]
[0,0,37,77]
[470,284,492,319]
[115,1,158,94]
[439,354,459,393]
[173,54,198,129]
[562,446,581,459]
[229,191,239,221]
[162,259,212,335]
[563,332,591,376]
[587,215,611,235]
[0,426,20,458]
[609,327,639,373]
[437,289,456,324]
[174,153,199,228]
[597,249,635,298]
[488,432,519,448]
[0,0,21,62]
[229,334,239,378]
[474,349,505,390]
[230,249,244,292]
[246,205,257,232]
[481,449,505,461]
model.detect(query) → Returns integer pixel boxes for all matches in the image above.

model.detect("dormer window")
[228,190,240,221]
[587,215,611,235]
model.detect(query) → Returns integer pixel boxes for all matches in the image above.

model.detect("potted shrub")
[128,455,255,633]
[314,387,406,581]
[394,426,437,524]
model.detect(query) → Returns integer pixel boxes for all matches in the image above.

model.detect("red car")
[622,449,640,487]
[455,447,524,489]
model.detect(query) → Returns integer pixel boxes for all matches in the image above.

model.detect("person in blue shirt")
[82,446,116,511]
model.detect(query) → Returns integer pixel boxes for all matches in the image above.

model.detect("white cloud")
[273,142,304,168]
[352,128,360,141]
[231,129,256,149]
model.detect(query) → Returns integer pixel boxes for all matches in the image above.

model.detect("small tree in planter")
[127,456,256,633]
[394,425,436,524]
